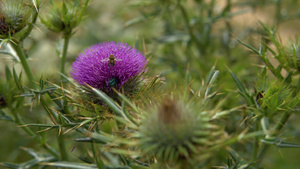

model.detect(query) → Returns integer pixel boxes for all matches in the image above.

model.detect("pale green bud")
[0,0,30,38]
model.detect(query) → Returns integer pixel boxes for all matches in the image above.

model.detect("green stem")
[12,110,37,138]
[252,121,260,164]
[177,0,203,55]
[10,39,60,159]
[58,33,71,160]
[224,0,232,58]
[12,109,59,158]
[257,112,291,167]
[275,0,282,26]
[273,112,291,135]
[92,141,105,169]
[79,0,90,21]
[20,0,39,42]
[60,34,71,78]
[58,132,68,161]
[10,42,35,87]
[203,0,215,48]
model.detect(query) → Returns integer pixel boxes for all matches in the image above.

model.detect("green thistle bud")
[0,0,29,38]
[255,77,300,118]
[284,36,300,72]
[40,0,87,36]
[139,97,222,168]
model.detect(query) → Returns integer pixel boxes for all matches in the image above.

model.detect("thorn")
[33,24,42,33]
[32,0,39,12]
[58,127,62,135]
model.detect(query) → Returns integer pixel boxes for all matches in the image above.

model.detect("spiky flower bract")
[139,96,223,168]
[255,74,300,118]
[0,0,29,38]
[71,42,147,100]
[40,0,87,35]
[284,36,300,72]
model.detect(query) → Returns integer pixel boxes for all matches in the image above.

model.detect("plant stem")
[273,112,291,135]
[224,0,232,58]
[60,35,70,79]
[257,111,291,167]
[20,0,39,42]
[58,131,68,161]
[11,41,60,158]
[92,141,105,169]
[10,42,36,87]
[252,121,260,163]
[275,0,282,26]
[58,34,71,161]
[12,110,36,138]
[177,0,203,56]
[11,42,57,118]
[12,109,59,158]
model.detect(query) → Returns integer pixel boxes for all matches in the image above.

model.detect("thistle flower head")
[40,0,87,35]
[139,97,222,167]
[71,42,147,93]
[0,0,29,38]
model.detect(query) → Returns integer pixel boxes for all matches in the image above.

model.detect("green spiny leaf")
[5,65,12,82]
[0,109,13,121]
[229,69,254,105]
[236,38,260,56]
[41,161,98,169]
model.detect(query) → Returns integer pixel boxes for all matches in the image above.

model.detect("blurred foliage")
[0,0,300,169]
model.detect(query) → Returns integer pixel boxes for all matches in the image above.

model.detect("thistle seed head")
[139,97,222,167]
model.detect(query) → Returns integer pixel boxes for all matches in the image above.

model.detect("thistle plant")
[40,0,89,76]
[71,42,147,91]
[69,41,147,107]
[0,0,29,39]
[1,0,300,169]
[284,36,300,72]
[139,96,224,168]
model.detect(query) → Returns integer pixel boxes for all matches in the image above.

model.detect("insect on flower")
[71,41,147,91]
[101,54,122,66]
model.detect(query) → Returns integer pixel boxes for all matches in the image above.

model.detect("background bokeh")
[1,0,300,168]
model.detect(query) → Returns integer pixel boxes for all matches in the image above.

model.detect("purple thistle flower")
[71,42,147,90]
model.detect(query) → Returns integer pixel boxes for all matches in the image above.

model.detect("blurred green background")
[1,0,300,168]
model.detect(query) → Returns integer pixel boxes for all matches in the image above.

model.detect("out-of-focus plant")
[230,22,300,168]
[40,0,89,76]
[0,0,38,86]
[74,67,256,169]
[1,0,300,169]
[0,0,30,39]
[138,96,224,168]
[70,41,147,102]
